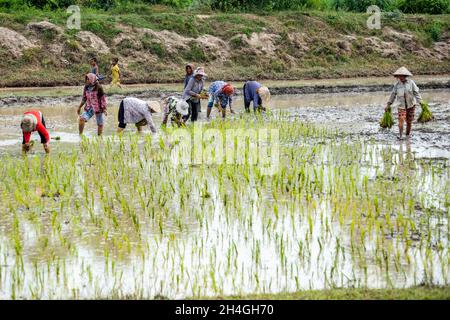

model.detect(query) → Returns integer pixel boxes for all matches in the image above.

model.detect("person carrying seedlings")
[20,110,50,154]
[77,73,108,136]
[110,57,122,88]
[184,64,194,89]
[117,97,159,134]
[207,81,235,119]
[243,81,271,113]
[182,67,207,122]
[161,96,189,128]
[385,67,422,139]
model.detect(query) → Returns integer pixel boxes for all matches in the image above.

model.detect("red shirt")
[22,110,50,144]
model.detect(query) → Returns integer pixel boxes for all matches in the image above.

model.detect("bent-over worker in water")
[243,81,271,113]
[21,110,50,154]
[77,73,108,136]
[117,97,159,134]
[385,67,422,139]
[207,81,235,119]
[161,96,189,128]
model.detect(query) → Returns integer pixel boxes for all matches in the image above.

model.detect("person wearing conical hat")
[243,81,271,113]
[161,96,189,128]
[20,110,50,154]
[117,97,160,134]
[385,67,422,139]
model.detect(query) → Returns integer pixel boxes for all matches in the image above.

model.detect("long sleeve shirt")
[244,81,263,107]
[184,74,193,89]
[182,77,204,102]
[122,97,157,133]
[208,81,233,108]
[22,110,50,144]
[82,85,107,113]
[387,79,422,110]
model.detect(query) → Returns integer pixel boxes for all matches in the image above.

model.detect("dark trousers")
[118,100,126,128]
[243,84,262,112]
[185,99,200,122]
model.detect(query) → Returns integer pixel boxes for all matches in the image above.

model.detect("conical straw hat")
[393,67,413,77]
[258,86,271,104]
[147,101,161,113]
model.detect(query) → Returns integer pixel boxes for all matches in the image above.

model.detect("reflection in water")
[0,90,448,299]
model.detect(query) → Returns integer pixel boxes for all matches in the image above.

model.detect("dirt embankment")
[0,11,449,86]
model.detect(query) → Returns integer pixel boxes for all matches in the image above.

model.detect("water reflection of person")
[398,140,414,172]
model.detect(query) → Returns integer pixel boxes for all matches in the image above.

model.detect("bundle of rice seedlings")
[417,101,434,123]
[380,107,394,128]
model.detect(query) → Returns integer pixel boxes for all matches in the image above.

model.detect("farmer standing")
[206,81,235,119]
[182,67,207,122]
[117,97,160,134]
[243,81,271,112]
[161,96,189,128]
[77,73,108,136]
[385,67,422,139]
[20,110,50,154]
[184,64,194,89]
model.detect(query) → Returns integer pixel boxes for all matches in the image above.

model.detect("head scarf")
[222,84,234,96]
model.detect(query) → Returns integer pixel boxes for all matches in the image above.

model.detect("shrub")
[398,0,450,14]
[332,0,393,12]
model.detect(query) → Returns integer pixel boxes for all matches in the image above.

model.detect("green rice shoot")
[417,101,434,123]
[380,107,394,128]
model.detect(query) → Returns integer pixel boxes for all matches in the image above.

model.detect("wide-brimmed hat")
[193,67,207,78]
[21,114,37,133]
[393,67,413,77]
[176,100,189,116]
[258,86,271,104]
[147,101,161,113]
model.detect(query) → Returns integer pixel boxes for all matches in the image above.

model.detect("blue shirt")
[208,81,233,108]
[184,74,193,89]
[244,81,263,107]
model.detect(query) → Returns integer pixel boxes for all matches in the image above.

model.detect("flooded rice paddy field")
[0,89,449,299]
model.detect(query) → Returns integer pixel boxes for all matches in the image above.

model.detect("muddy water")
[1,89,449,158]
[0,88,449,299]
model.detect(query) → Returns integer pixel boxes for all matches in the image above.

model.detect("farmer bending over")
[161,96,189,128]
[21,110,50,154]
[207,81,235,119]
[77,73,107,136]
[117,97,160,134]
[385,67,422,139]
[243,81,270,113]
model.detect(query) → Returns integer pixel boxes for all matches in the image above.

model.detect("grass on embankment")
[0,4,449,86]
[203,286,450,300]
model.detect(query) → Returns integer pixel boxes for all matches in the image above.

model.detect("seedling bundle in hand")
[417,101,434,123]
[380,107,394,128]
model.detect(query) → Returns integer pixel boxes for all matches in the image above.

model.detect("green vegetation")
[0,112,448,299]
[0,3,448,86]
[4,0,449,14]
[209,286,450,300]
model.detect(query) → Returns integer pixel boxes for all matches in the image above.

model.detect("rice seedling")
[417,101,434,123]
[380,107,394,128]
[0,108,448,299]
